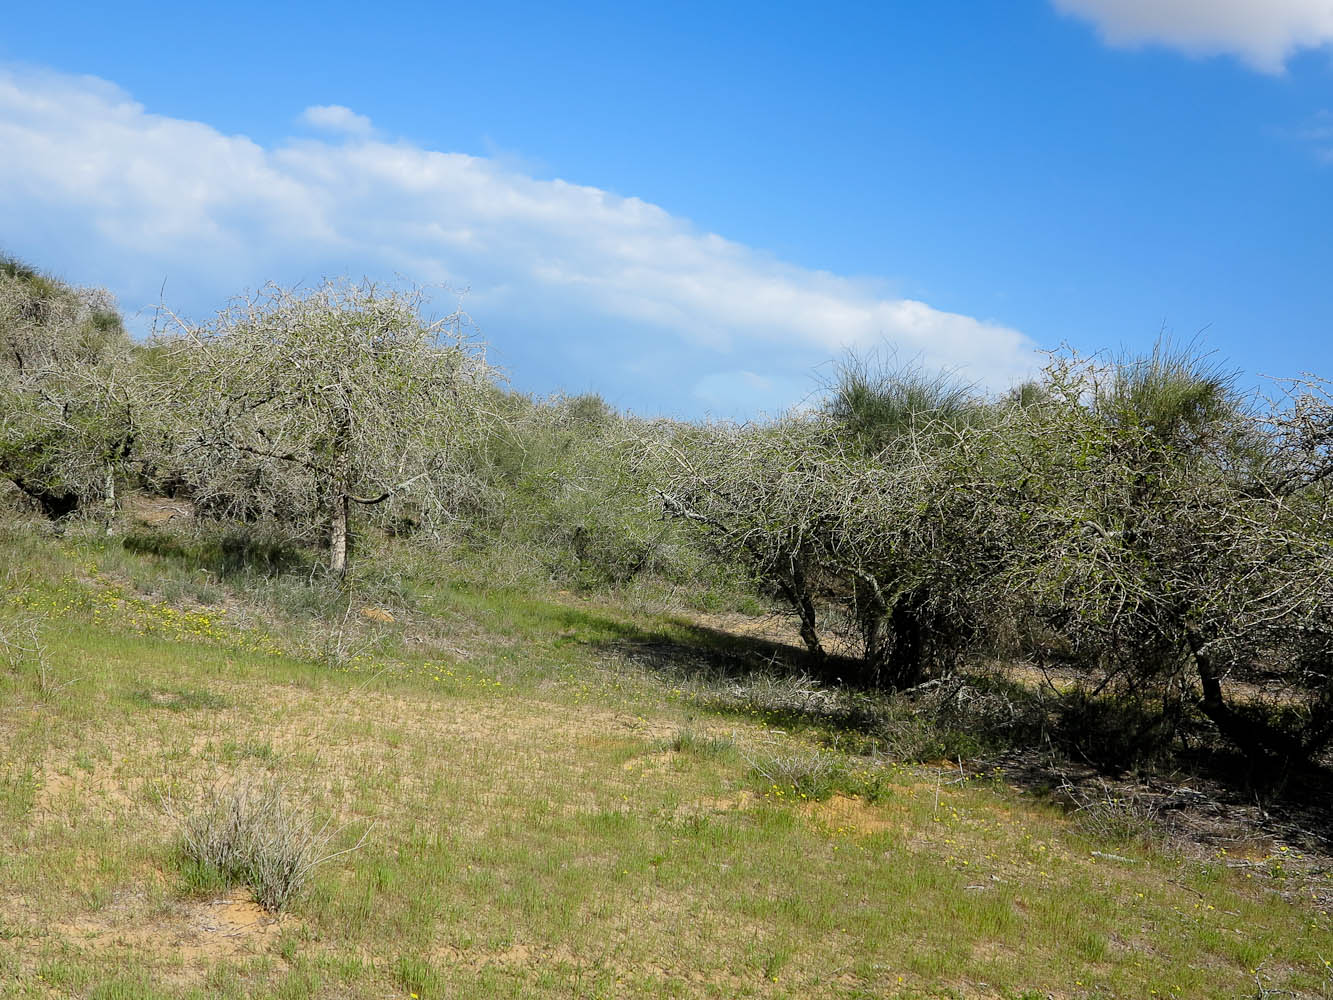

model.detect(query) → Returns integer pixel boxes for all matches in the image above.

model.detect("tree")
[161,280,495,576]
[0,255,140,525]
[650,393,1008,687]
[650,416,836,659]
[998,347,1333,772]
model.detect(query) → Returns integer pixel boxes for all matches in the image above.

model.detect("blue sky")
[2,1,1332,417]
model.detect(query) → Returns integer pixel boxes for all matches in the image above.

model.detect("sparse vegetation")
[172,777,367,912]
[3,253,1333,997]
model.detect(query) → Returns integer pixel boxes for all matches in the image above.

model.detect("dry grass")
[0,525,1330,998]
[171,777,370,912]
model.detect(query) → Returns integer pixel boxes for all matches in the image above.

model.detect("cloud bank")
[299,104,375,136]
[0,67,1035,415]
[1053,0,1333,71]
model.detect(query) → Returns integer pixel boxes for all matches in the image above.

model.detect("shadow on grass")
[121,527,308,579]
[565,604,1333,856]
[128,686,230,712]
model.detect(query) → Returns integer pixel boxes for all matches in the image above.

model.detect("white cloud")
[1053,0,1333,71]
[0,67,1037,412]
[299,104,375,136]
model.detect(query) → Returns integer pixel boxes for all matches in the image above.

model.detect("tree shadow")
[121,526,308,578]
[587,611,1333,856]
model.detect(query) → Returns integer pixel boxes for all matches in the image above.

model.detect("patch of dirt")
[121,493,194,527]
[51,888,285,963]
[622,749,676,772]
[35,767,138,816]
[688,611,856,657]
[804,793,897,836]
[429,939,583,972]
[189,890,285,947]
[704,789,756,810]
[671,789,757,821]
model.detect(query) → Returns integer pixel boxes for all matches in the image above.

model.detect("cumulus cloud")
[0,67,1036,414]
[299,104,375,136]
[1052,0,1333,71]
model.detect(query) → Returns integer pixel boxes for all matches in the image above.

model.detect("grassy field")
[1,522,1331,999]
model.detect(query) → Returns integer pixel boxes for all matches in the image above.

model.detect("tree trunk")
[1186,630,1303,775]
[330,414,351,578]
[779,561,824,659]
[330,492,349,578]
[103,465,116,536]
[888,596,927,689]
[861,610,892,687]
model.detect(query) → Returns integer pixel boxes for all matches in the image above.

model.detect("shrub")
[1059,779,1164,847]
[745,746,843,800]
[172,777,366,912]
[651,379,1012,689]
[999,346,1333,773]
[667,726,734,757]
[158,279,495,577]
[0,257,143,523]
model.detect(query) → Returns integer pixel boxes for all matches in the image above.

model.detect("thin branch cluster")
[650,348,1333,769]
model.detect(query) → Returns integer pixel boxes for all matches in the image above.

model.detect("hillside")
[2,518,1330,1000]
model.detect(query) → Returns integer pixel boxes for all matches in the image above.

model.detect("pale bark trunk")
[330,492,349,578]
[103,465,116,536]
[330,412,351,577]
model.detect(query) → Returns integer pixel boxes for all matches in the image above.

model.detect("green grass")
[0,521,1330,998]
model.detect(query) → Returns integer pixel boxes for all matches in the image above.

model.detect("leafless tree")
[158,280,495,576]
[648,405,1010,687]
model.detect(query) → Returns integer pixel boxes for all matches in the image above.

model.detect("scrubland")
[1,519,1330,1000]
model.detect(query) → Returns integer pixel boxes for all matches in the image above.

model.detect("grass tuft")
[746,746,844,800]
[667,726,734,758]
[170,777,368,912]
[1060,778,1164,847]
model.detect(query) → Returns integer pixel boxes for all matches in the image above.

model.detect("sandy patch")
[687,611,856,656]
[35,766,138,816]
[51,888,285,963]
[121,493,194,527]
[804,793,898,836]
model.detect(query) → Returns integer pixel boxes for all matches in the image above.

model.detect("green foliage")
[0,254,141,520]
[464,390,741,597]
[1098,337,1244,449]
[821,349,981,455]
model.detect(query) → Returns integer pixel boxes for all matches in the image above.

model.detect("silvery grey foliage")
[158,280,496,575]
[649,401,1010,688]
[989,348,1333,769]
[655,344,1333,771]
[0,257,141,523]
